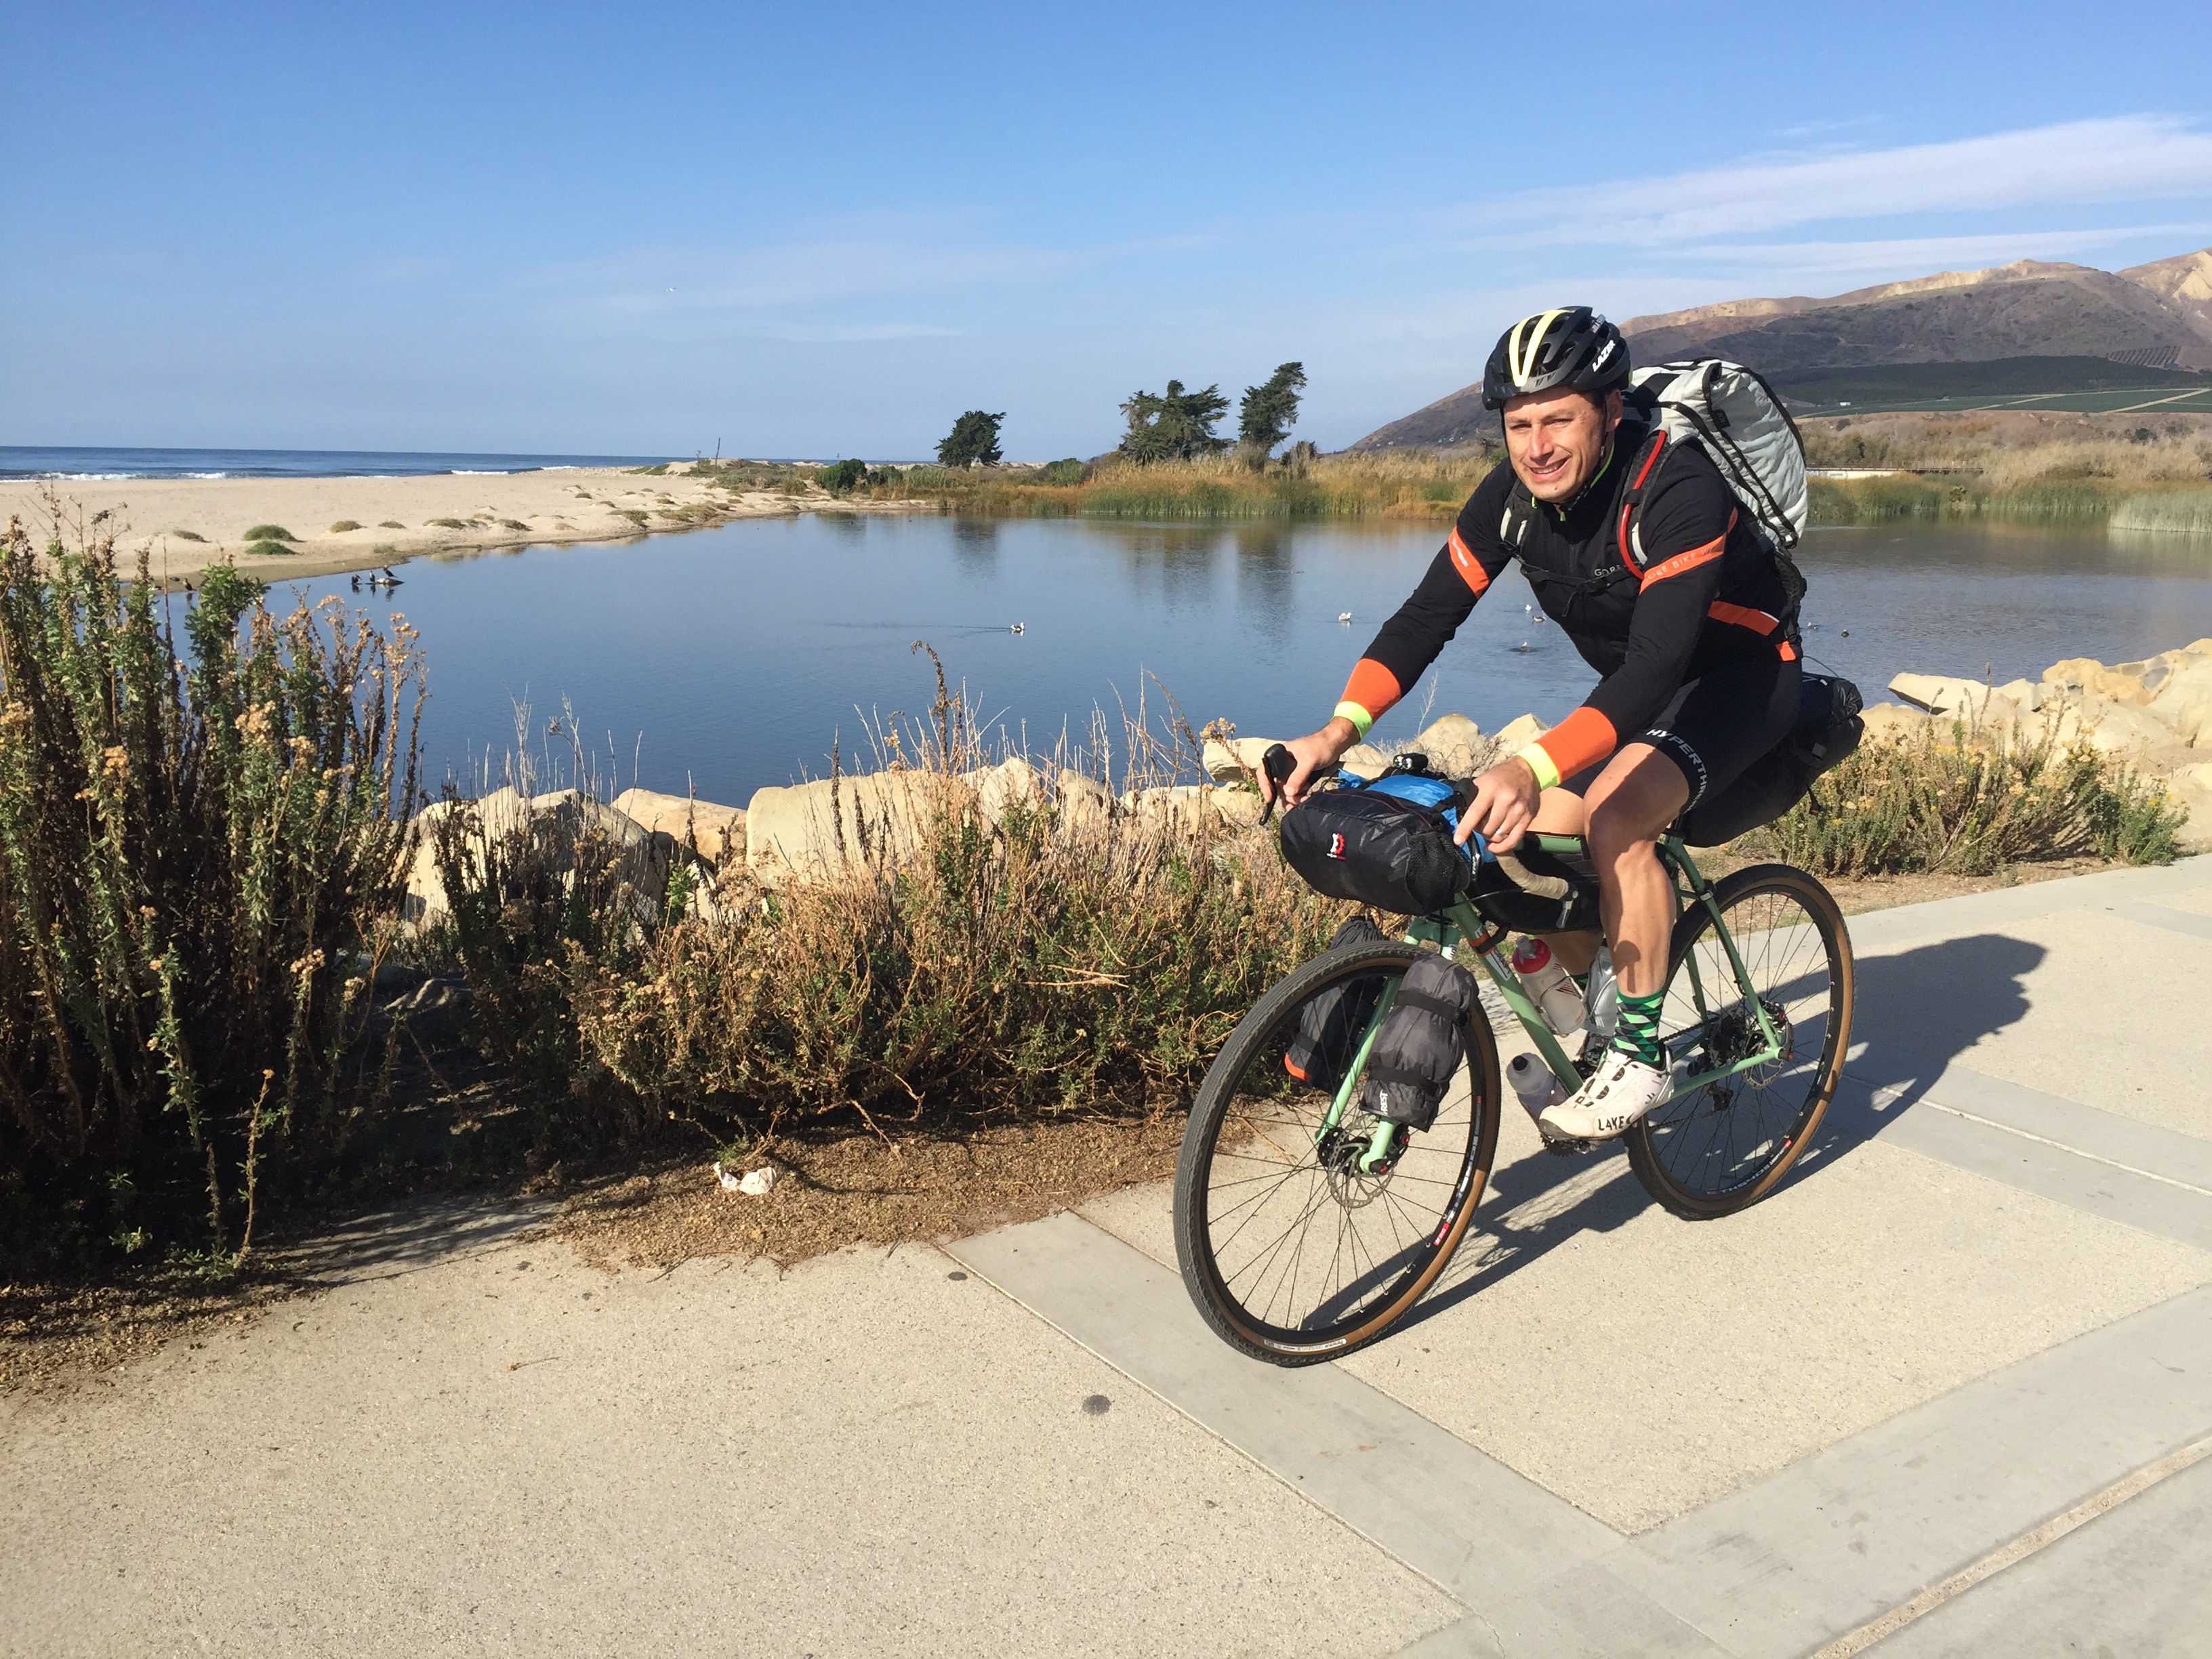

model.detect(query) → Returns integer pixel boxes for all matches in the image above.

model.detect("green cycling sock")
[1610,987,1666,1070]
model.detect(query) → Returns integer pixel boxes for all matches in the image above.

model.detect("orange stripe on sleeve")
[1532,706,1618,783]
[1446,525,1490,598]
[1639,533,1726,589]
[1339,657,1404,723]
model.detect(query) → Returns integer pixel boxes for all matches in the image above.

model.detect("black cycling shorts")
[1559,653,1801,811]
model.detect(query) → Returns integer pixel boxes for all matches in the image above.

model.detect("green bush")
[497,519,529,532]
[377,520,405,530]
[1037,459,1086,486]
[426,517,468,529]
[328,520,363,534]
[241,539,295,558]
[1747,719,2184,877]
[170,529,207,543]
[0,525,422,1272]
[240,525,296,542]
[814,459,868,497]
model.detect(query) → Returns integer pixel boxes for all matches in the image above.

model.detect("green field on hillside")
[1774,355,2212,417]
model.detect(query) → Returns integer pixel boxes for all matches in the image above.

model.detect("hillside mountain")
[1349,246,2212,449]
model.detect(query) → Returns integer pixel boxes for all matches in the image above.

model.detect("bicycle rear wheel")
[1174,941,1500,1366]
[1626,864,1853,1218]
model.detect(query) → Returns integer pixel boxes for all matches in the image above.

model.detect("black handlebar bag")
[1278,777,1472,916]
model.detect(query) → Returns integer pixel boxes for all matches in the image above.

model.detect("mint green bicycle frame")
[1314,834,1786,1172]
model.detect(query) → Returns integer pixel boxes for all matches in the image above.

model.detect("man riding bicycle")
[1267,307,1803,1143]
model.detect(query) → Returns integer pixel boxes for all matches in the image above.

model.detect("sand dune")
[1,463,917,583]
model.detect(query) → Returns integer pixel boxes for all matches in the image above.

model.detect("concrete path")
[7,859,2212,1657]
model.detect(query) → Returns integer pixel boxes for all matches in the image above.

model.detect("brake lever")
[1259,743,1296,825]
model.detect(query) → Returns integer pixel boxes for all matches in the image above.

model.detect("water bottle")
[1507,1052,1566,1121]
[1583,947,1619,1045]
[1510,936,1586,1035]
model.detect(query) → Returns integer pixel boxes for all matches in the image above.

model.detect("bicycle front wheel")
[1173,941,1500,1366]
[1626,863,1854,1218]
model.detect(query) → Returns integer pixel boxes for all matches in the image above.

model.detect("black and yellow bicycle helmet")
[1481,306,1631,409]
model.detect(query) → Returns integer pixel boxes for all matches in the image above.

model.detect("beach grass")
[328,519,363,534]
[425,516,468,529]
[1747,717,2184,876]
[169,529,206,543]
[497,518,529,532]
[241,538,295,558]
[378,519,405,529]
[240,524,295,541]
[427,678,1345,1149]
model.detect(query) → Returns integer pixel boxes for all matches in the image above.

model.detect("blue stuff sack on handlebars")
[1277,758,1475,917]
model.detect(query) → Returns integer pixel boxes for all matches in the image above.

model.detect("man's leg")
[1584,744,1689,998]
[1536,744,1689,1141]
[1525,787,1602,975]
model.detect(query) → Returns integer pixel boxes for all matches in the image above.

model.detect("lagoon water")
[254,514,2212,806]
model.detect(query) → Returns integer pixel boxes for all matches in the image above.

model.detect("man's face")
[1502,386,1622,504]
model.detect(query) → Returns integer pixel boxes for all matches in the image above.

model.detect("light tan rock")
[1410,714,1491,777]
[404,787,674,924]
[1211,787,1267,829]
[1857,702,1933,746]
[2146,657,2212,747]
[745,770,952,881]
[1053,771,1114,834]
[1340,743,1389,778]
[1490,713,1550,754]
[1123,785,1216,830]
[2043,658,2152,705]
[2169,762,2212,852]
[2055,693,2196,757]
[1202,736,1282,784]
[965,756,1044,821]
[610,787,745,863]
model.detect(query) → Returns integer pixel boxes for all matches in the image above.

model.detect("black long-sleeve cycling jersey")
[1336,416,1797,787]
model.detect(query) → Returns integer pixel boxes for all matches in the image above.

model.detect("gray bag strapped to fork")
[1359,951,1477,1132]
[1283,915,1387,1094]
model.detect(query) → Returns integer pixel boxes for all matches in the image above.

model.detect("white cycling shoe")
[1539,1050,1670,1141]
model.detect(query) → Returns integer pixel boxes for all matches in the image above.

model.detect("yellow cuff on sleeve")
[1516,741,1561,792]
[1333,701,1374,739]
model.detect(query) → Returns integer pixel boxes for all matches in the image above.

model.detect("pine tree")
[937,411,1006,468]
[1116,381,1231,463]
[1237,362,1307,455]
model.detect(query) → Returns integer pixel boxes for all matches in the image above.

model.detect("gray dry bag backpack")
[1360,951,1477,1132]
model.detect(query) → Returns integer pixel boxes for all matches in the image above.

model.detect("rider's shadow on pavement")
[1406,931,2047,1328]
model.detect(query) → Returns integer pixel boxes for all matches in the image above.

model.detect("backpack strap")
[1612,426,1673,580]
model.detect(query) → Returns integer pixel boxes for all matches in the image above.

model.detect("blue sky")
[5,0,2211,458]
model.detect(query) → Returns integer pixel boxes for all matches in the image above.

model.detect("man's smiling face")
[1502,385,1623,504]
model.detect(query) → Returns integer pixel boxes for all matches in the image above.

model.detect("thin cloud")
[1455,115,2212,247]
[1673,222,2212,277]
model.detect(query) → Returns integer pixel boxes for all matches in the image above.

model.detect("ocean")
[0,446,670,480]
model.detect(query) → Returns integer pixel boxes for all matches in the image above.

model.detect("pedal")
[1538,1128,1597,1157]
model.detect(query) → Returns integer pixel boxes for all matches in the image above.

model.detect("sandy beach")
[2,462,925,584]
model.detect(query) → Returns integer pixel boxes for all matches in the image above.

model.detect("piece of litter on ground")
[713,1160,742,1192]
[738,1164,779,1196]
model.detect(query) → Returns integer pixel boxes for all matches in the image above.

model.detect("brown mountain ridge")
[1351,247,2212,451]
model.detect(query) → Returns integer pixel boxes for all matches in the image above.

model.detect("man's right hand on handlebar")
[1262,715,1361,813]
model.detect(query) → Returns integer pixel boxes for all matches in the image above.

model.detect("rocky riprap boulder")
[1877,637,2212,848]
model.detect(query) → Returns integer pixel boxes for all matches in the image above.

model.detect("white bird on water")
[1010,622,1025,634]
[1338,611,1353,623]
